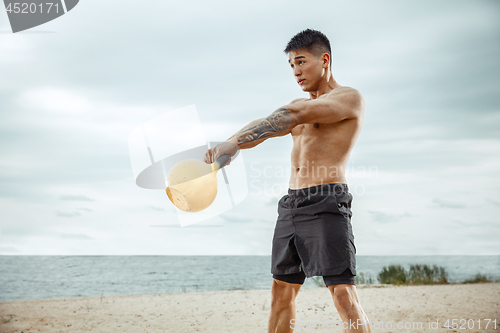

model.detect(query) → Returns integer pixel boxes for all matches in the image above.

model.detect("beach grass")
[355,272,374,285]
[309,272,376,287]
[376,264,500,285]
[377,264,409,285]
[310,276,326,287]
[462,273,494,283]
[378,264,448,285]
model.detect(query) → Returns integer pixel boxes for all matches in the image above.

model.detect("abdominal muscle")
[289,120,360,190]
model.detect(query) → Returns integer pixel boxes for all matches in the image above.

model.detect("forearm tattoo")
[238,108,291,144]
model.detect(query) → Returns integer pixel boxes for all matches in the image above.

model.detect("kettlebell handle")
[214,154,231,170]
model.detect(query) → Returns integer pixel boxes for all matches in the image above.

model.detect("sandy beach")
[1,283,499,332]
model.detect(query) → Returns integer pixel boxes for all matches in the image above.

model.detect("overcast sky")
[0,0,499,255]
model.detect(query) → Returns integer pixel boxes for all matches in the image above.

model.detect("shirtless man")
[204,29,371,333]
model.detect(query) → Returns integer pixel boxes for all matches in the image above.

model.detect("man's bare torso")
[289,87,364,189]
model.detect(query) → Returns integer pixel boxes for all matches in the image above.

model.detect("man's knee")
[271,278,301,308]
[331,285,360,312]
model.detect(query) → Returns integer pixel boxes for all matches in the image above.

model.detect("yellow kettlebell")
[165,154,230,212]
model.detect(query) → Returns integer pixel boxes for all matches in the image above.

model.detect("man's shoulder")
[326,86,365,112]
[327,86,363,99]
[289,97,309,104]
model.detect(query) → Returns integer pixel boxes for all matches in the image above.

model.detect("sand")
[1,283,499,332]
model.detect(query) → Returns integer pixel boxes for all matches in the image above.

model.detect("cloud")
[219,212,253,223]
[368,210,412,223]
[58,233,93,240]
[486,199,500,207]
[445,219,473,228]
[265,197,281,206]
[147,206,165,212]
[432,198,466,209]
[59,194,94,201]
[0,245,21,253]
[55,211,81,217]
[0,0,499,255]
[21,87,91,114]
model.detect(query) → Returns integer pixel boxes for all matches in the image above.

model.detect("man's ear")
[322,53,330,68]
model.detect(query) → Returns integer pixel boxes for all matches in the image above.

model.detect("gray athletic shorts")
[271,183,356,286]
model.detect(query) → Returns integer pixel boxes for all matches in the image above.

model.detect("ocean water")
[0,255,499,302]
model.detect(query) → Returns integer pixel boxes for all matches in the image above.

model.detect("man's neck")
[308,73,340,99]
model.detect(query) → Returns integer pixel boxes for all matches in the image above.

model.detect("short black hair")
[284,29,332,65]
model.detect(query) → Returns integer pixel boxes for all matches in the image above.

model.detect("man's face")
[288,49,325,92]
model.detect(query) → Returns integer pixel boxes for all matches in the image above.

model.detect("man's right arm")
[225,117,266,147]
[225,98,307,149]
[204,99,304,164]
